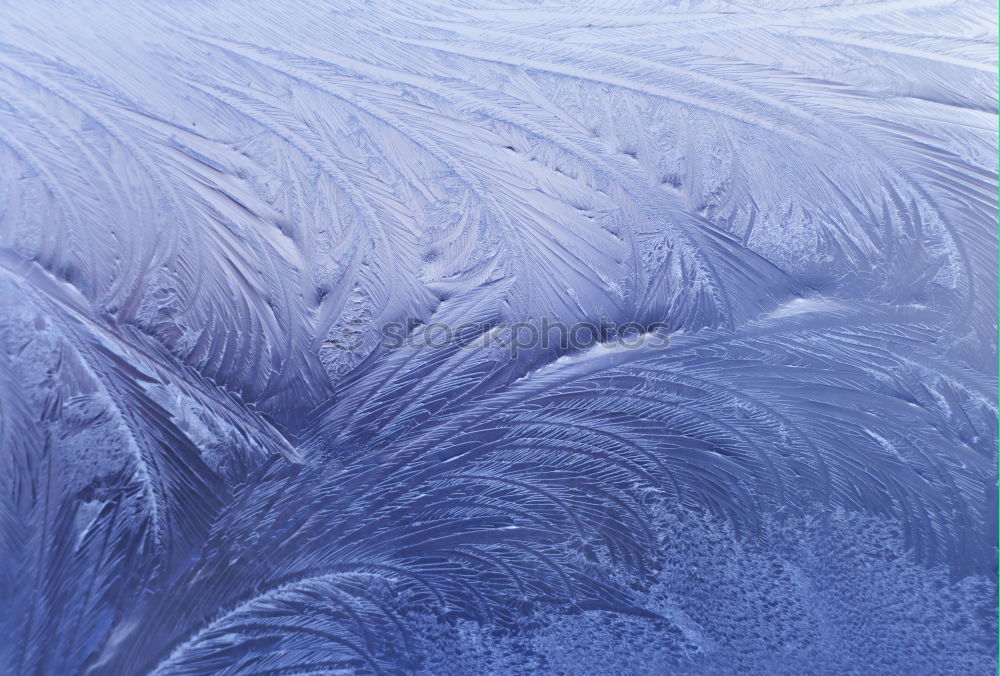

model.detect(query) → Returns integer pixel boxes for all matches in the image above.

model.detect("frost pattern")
[0,1,996,674]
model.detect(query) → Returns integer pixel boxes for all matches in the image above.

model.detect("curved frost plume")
[0,0,995,674]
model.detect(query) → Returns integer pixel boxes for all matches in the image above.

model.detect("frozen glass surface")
[0,1,996,673]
